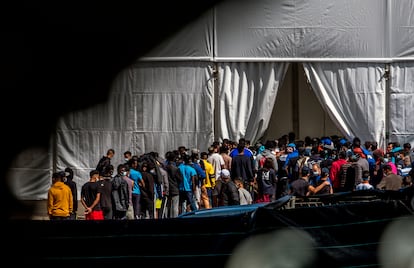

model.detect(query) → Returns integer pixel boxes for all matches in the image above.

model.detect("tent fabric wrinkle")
[303,62,387,148]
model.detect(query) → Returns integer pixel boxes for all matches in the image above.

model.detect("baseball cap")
[301,166,310,175]
[321,167,330,176]
[220,169,231,178]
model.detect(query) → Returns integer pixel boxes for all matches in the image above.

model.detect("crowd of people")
[46,133,414,220]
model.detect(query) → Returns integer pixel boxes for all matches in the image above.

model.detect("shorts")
[85,210,104,220]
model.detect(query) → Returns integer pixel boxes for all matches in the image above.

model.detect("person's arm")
[138,177,145,188]
[47,190,53,218]
[68,188,73,214]
[80,188,88,210]
[191,175,197,193]
[84,193,101,214]
[230,183,240,205]
[376,178,386,190]
[162,170,169,196]
[308,180,330,195]
[81,198,88,211]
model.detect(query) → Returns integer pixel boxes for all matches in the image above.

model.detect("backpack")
[111,175,129,211]
[343,165,356,191]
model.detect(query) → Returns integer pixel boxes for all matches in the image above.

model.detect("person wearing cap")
[47,171,73,220]
[218,169,240,206]
[283,143,299,181]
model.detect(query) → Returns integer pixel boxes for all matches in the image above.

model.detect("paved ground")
[14,200,85,220]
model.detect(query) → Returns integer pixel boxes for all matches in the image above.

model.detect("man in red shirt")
[329,150,348,192]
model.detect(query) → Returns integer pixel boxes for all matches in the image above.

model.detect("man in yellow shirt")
[47,171,73,220]
[200,152,216,209]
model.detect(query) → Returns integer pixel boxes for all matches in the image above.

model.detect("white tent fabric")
[144,9,214,60]
[8,0,414,200]
[389,63,414,144]
[215,0,388,60]
[142,0,414,61]
[303,62,387,147]
[218,62,289,142]
[54,61,215,195]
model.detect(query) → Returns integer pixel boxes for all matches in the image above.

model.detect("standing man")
[99,165,114,220]
[112,164,130,220]
[47,171,73,220]
[96,149,115,177]
[128,158,145,219]
[178,155,198,213]
[230,144,255,196]
[164,151,182,218]
[81,170,104,220]
[64,167,78,219]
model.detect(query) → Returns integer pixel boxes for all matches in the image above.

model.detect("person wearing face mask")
[111,164,130,220]
[123,150,132,163]
[64,167,78,219]
[309,163,332,187]
[309,163,322,186]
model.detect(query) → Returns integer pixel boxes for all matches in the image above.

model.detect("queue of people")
[46,134,414,220]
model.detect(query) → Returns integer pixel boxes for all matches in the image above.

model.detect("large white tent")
[8,0,414,200]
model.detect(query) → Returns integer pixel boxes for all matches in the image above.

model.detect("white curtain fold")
[303,62,387,148]
[217,62,289,143]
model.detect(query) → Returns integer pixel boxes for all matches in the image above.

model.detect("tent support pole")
[385,63,390,150]
[213,62,220,142]
[292,63,299,137]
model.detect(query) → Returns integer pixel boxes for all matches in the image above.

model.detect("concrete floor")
[14,200,85,220]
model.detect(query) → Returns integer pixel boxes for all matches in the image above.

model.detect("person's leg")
[171,195,179,218]
[132,194,142,219]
